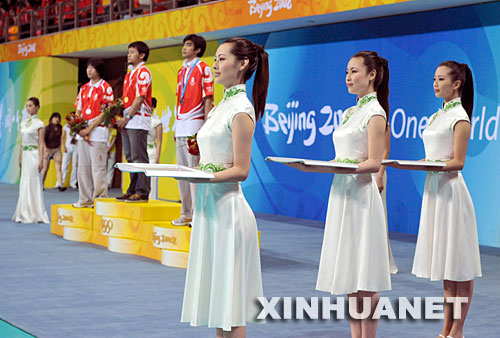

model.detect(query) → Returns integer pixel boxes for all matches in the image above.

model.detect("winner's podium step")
[51,199,189,268]
[51,199,261,269]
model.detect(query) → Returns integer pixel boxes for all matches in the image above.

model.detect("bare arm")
[286,115,386,175]
[387,121,470,172]
[203,96,213,120]
[18,136,22,167]
[38,127,45,172]
[442,121,470,171]
[375,125,390,192]
[154,123,163,163]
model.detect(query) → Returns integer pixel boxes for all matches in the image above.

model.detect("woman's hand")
[38,160,43,172]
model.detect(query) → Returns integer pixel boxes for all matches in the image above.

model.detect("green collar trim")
[443,99,461,112]
[223,85,246,101]
[357,93,377,108]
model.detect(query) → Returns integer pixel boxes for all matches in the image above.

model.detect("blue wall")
[241,2,500,248]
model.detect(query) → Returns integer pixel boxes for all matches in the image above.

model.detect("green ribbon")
[22,145,38,151]
[147,143,155,149]
[334,157,360,164]
[199,162,227,173]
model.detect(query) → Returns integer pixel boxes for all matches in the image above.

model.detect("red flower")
[187,134,199,156]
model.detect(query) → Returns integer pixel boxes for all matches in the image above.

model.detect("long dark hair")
[223,37,269,121]
[438,61,474,118]
[351,51,390,122]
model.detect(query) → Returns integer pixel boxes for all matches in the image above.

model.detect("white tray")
[382,159,446,167]
[115,163,214,179]
[265,156,359,169]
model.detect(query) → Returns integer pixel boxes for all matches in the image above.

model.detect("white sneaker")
[72,202,93,208]
[172,217,192,226]
[70,185,77,189]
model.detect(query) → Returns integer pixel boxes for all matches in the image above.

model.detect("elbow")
[233,166,250,182]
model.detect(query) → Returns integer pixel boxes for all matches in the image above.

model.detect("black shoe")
[125,193,148,203]
[58,187,67,192]
[116,194,131,201]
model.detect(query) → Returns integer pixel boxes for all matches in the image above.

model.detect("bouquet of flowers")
[187,133,199,156]
[65,112,88,136]
[101,98,124,126]
[65,112,90,145]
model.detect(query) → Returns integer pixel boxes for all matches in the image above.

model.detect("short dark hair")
[128,41,150,62]
[151,97,157,109]
[28,97,40,107]
[87,58,105,78]
[183,34,206,57]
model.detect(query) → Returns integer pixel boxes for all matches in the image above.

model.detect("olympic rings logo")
[101,219,114,234]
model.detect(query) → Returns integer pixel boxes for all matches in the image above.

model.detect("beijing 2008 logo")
[101,219,114,234]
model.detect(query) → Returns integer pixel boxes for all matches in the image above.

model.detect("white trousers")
[62,143,78,187]
[106,151,116,188]
[176,137,199,219]
[148,146,159,200]
[77,140,107,205]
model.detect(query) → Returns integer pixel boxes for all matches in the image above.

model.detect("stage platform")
[1,183,499,338]
[51,198,261,269]
[50,198,191,268]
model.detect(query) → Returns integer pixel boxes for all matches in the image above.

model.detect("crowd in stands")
[0,0,215,43]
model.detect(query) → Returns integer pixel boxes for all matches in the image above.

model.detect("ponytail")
[377,60,390,121]
[224,37,270,121]
[461,64,474,119]
[252,45,269,121]
[439,61,474,119]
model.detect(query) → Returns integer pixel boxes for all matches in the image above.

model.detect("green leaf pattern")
[199,162,227,173]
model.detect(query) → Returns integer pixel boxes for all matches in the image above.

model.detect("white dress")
[181,84,264,331]
[12,115,50,224]
[316,92,391,295]
[412,98,482,281]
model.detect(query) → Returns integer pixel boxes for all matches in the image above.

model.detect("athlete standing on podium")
[73,59,114,208]
[172,34,214,226]
[116,41,153,203]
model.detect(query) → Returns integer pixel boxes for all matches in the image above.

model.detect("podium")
[50,199,192,268]
[51,199,261,269]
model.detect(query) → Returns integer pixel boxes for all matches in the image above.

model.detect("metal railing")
[1,0,213,43]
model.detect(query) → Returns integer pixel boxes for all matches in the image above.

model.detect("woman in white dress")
[388,61,481,338]
[288,51,391,338]
[180,37,269,338]
[13,97,50,224]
